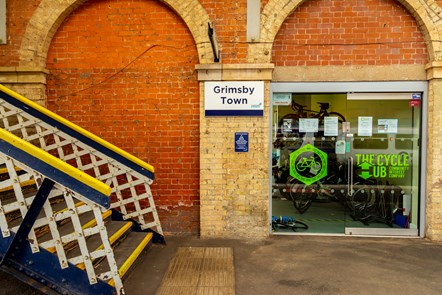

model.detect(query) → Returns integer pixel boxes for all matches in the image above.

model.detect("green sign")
[355,153,409,179]
[290,144,328,185]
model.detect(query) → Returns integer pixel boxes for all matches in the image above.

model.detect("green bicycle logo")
[296,156,322,174]
[290,144,328,185]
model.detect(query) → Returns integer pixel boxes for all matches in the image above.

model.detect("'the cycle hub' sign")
[204,81,264,116]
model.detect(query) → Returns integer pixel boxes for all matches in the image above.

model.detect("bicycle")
[272,154,291,198]
[288,162,346,214]
[288,181,316,214]
[347,180,403,227]
[271,216,309,232]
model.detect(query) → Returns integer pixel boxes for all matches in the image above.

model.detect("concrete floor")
[2,235,442,294]
[124,235,442,295]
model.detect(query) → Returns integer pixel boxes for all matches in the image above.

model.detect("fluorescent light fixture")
[347,92,419,100]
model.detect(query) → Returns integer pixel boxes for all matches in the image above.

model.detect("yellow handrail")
[0,128,111,197]
[0,84,154,173]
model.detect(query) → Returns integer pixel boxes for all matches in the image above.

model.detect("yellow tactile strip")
[156,247,235,295]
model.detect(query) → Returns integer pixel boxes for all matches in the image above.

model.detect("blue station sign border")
[204,81,264,117]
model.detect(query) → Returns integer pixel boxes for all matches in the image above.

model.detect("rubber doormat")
[156,247,235,295]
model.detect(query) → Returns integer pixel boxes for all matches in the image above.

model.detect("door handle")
[347,156,354,196]
[347,157,350,195]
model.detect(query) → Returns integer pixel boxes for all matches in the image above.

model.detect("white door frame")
[269,81,428,237]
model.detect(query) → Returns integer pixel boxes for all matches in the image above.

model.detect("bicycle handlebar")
[291,101,330,112]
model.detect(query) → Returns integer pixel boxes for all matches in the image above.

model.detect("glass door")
[271,93,349,234]
[271,91,421,235]
[343,94,421,235]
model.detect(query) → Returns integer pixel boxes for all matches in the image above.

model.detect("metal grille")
[0,154,124,292]
[0,99,162,235]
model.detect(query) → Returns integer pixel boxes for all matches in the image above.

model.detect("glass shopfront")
[270,82,426,236]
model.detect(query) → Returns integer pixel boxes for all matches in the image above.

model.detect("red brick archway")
[46,0,200,235]
[271,0,428,66]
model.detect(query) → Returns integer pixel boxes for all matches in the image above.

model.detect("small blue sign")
[412,93,421,100]
[235,132,249,152]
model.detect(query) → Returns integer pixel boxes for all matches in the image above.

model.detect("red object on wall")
[409,100,421,107]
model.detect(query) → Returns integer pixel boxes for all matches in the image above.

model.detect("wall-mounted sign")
[282,118,294,133]
[272,93,292,105]
[235,132,249,152]
[411,93,421,100]
[324,117,339,136]
[342,122,351,133]
[335,140,346,155]
[299,118,319,133]
[355,153,410,179]
[358,116,373,136]
[205,81,264,116]
[378,119,398,134]
[289,144,328,185]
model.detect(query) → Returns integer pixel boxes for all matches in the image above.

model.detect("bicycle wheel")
[290,220,309,232]
[349,185,377,223]
[289,182,314,214]
[276,169,291,198]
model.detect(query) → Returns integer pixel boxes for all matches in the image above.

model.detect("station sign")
[205,81,264,116]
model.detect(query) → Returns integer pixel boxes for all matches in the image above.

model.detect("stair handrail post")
[0,178,54,266]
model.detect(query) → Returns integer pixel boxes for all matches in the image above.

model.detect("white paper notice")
[282,118,293,133]
[272,93,292,105]
[358,116,373,136]
[378,119,398,134]
[324,116,339,136]
[299,118,319,133]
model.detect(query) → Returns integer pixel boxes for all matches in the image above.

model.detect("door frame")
[269,81,428,237]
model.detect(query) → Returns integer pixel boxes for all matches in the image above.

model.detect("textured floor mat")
[156,247,235,295]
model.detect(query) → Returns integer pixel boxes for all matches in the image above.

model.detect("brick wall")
[272,0,428,66]
[45,0,200,235]
[0,0,40,66]
[198,70,273,239]
[201,0,248,63]
[2,0,442,240]
[426,78,442,241]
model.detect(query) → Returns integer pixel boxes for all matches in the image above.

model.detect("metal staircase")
[0,84,163,294]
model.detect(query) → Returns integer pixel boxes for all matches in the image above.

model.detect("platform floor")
[2,235,442,295]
